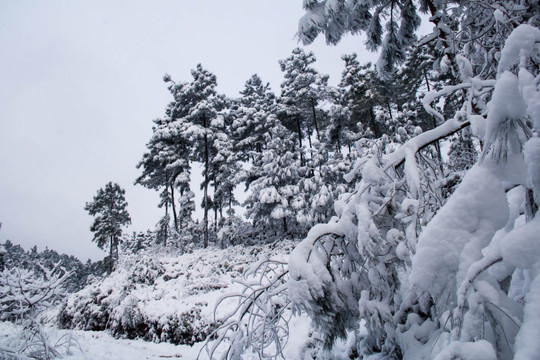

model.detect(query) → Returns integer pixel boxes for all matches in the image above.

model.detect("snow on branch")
[383,116,470,169]
[200,258,290,360]
[0,262,71,320]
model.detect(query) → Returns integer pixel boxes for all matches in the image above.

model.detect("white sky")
[0,0,380,261]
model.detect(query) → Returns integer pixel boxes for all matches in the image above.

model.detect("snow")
[3,12,540,360]
[469,115,486,139]
[514,269,540,360]
[524,138,540,203]
[432,340,497,360]
[67,329,202,360]
[0,321,202,359]
[403,147,420,198]
[1,242,317,359]
[410,164,509,299]
[259,186,280,204]
[383,115,467,168]
[456,55,473,81]
[493,9,507,24]
[55,242,295,344]
[500,214,540,269]
[497,24,540,74]
[518,68,540,131]
[485,71,526,144]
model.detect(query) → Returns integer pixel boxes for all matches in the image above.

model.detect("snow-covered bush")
[58,255,219,345]
[58,242,296,348]
[0,262,72,359]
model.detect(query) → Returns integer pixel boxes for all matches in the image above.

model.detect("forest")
[2,0,540,359]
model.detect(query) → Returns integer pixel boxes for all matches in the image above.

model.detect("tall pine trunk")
[296,117,304,165]
[310,97,320,141]
[369,107,380,138]
[214,207,218,233]
[203,114,209,248]
[109,235,114,274]
[170,184,178,234]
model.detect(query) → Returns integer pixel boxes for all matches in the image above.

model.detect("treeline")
[135,46,471,249]
[1,239,109,292]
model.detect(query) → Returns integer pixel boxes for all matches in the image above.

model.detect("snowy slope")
[57,242,297,345]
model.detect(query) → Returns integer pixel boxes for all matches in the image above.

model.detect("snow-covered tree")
[165,64,226,248]
[245,120,303,237]
[338,54,382,139]
[286,2,540,358]
[278,48,329,162]
[211,114,240,237]
[136,77,195,243]
[122,230,155,254]
[232,74,276,162]
[85,182,131,273]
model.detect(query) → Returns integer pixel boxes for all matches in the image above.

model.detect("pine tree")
[166,64,225,248]
[211,113,240,236]
[232,74,276,161]
[136,76,195,242]
[338,54,381,139]
[85,182,131,273]
[287,1,540,358]
[278,48,329,164]
[245,121,302,237]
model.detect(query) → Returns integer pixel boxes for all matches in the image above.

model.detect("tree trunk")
[283,217,288,233]
[109,236,114,274]
[163,174,169,241]
[214,206,218,233]
[369,107,380,138]
[310,98,320,141]
[178,188,184,231]
[228,189,233,217]
[170,184,178,233]
[296,117,304,165]
[203,114,210,248]
[526,188,538,222]
[386,102,393,121]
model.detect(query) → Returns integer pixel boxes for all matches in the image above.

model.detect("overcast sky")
[0,0,380,261]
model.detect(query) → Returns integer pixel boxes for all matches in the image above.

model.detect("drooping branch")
[384,116,471,169]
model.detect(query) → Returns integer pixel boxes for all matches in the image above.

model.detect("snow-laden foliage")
[0,261,73,359]
[1,263,71,322]
[298,0,420,75]
[58,241,296,348]
[286,12,540,359]
[1,240,93,293]
[289,129,444,357]
[200,257,290,360]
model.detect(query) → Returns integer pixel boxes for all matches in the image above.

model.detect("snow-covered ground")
[1,313,353,360]
[0,321,202,360]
